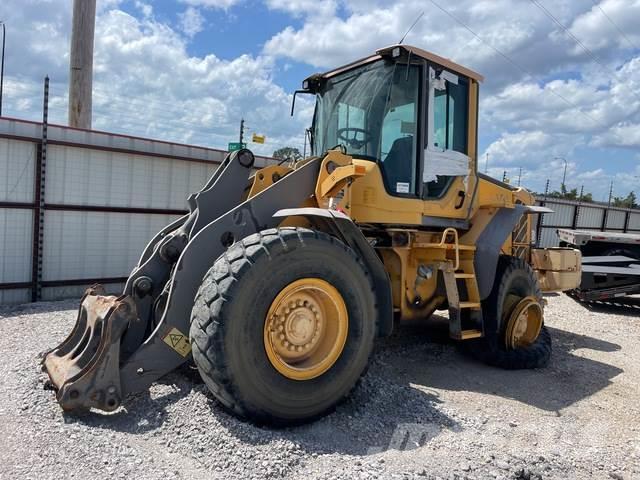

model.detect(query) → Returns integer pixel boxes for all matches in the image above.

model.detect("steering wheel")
[337,127,370,150]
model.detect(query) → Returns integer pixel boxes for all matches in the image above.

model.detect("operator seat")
[382,136,413,194]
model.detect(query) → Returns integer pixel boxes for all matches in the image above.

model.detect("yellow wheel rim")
[264,278,348,381]
[503,295,543,350]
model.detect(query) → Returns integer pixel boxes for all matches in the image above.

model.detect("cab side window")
[425,72,469,198]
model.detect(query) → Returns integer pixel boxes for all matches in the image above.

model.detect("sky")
[1,0,639,200]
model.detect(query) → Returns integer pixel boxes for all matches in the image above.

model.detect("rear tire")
[466,256,551,369]
[189,227,377,425]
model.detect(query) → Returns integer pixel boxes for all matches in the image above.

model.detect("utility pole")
[517,167,522,187]
[239,118,245,144]
[554,156,567,192]
[68,0,96,129]
[0,22,5,117]
[608,180,613,206]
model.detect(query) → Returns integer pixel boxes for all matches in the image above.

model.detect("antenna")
[399,11,424,44]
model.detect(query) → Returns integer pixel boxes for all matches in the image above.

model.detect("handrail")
[433,228,459,270]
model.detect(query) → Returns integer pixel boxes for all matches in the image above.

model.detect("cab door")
[421,64,479,226]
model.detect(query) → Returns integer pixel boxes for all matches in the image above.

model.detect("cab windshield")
[311,60,420,194]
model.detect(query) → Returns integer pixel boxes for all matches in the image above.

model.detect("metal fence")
[3,105,639,304]
[535,196,640,247]
[0,116,278,305]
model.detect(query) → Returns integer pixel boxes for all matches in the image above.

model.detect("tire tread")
[466,256,552,370]
[190,227,377,424]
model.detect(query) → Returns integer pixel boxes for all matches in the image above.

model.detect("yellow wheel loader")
[42,45,581,425]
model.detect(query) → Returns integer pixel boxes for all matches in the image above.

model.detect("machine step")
[437,252,485,340]
[459,301,481,309]
[453,329,484,340]
[454,273,475,279]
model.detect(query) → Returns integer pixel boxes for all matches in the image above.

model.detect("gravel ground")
[1,294,639,480]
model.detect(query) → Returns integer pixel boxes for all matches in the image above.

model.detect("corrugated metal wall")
[0,117,277,304]
[2,116,640,304]
[0,137,36,304]
[535,197,640,247]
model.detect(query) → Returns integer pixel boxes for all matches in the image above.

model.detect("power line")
[529,0,640,104]
[529,0,604,66]
[590,0,639,51]
[427,0,604,128]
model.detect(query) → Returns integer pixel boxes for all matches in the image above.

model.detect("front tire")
[189,227,377,425]
[466,256,551,369]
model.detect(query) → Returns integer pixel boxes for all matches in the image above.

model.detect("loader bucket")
[42,285,137,412]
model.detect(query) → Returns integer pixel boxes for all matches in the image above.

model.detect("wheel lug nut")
[297,299,303,306]
[283,340,289,347]
[279,333,285,340]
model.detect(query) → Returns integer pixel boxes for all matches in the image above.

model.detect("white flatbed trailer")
[557,228,640,247]
[556,228,640,303]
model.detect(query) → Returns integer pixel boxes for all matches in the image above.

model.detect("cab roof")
[304,44,484,85]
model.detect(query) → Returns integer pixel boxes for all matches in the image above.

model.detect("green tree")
[566,188,579,200]
[613,191,637,208]
[547,186,594,203]
[272,147,302,163]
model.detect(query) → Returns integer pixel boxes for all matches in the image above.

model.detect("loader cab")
[306,45,483,226]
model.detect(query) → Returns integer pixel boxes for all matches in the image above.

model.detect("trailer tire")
[465,256,551,369]
[189,227,377,426]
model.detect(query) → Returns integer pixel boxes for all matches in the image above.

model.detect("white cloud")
[178,7,205,38]
[1,3,310,155]
[576,168,605,180]
[260,0,639,197]
[264,4,418,69]
[569,0,640,53]
[591,122,640,148]
[2,0,639,198]
[0,0,71,82]
[265,0,337,18]
[483,131,574,168]
[134,1,153,18]
[179,0,241,10]
[263,0,595,78]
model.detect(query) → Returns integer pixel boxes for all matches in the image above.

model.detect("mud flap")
[41,285,137,411]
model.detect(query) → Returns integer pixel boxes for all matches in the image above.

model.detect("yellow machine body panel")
[348,161,476,224]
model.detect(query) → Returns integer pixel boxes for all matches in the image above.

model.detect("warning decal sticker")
[396,182,410,194]
[162,327,192,357]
